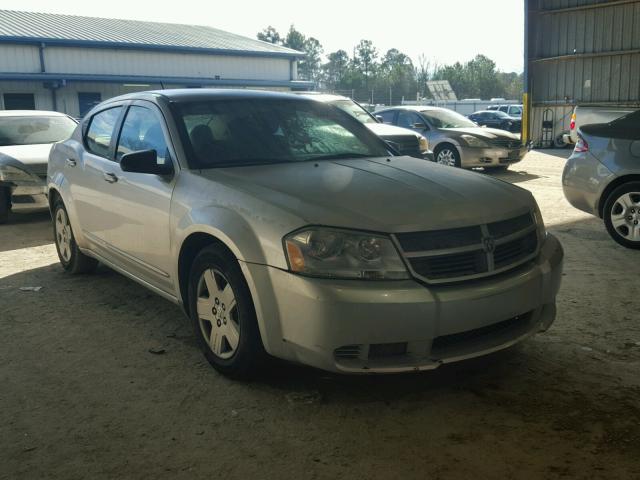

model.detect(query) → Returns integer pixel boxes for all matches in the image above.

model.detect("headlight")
[0,165,37,184]
[418,135,429,152]
[284,227,409,280]
[533,204,547,244]
[461,134,489,148]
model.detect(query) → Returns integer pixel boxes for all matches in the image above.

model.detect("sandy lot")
[1,150,639,480]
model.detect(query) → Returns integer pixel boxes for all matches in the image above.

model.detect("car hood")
[0,143,52,175]
[201,156,534,233]
[444,127,520,139]
[366,122,419,138]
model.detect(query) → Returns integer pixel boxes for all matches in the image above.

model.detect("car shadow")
[0,210,53,252]
[535,148,573,159]
[482,168,543,183]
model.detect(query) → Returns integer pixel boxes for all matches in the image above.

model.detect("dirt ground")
[1,150,639,480]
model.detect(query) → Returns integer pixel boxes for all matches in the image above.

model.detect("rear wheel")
[188,245,266,378]
[0,186,10,224]
[53,199,98,273]
[603,182,640,249]
[434,145,461,168]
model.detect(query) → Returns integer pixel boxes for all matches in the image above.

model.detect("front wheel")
[53,199,98,273]
[434,145,461,168]
[188,245,266,378]
[603,182,640,249]
[0,186,10,224]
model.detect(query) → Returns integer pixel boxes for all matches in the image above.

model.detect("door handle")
[66,158,77,167]
[103,172,118,183]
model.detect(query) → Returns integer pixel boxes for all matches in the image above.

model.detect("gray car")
[0,111,77,223]
[376,106,526,170]
[562,110,640,249]
[48,89,563,378]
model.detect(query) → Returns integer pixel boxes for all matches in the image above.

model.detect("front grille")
[491,138,521,149]
[431,312,532,355]
[334,345,362,360]
[394,212,538,283]
[384,135,421,157]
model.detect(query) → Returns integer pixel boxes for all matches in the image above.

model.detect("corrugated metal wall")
[527,0,640,146]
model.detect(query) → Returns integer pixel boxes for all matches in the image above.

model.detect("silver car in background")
[48,89,562,378]
[376,106,526,170]
[0,111,77,223]
[562,110,640,249]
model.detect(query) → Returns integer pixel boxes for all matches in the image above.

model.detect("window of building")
[85,107,123,158]
[3,93,36,110]
[78,93,102,118]
[116,106,169,164]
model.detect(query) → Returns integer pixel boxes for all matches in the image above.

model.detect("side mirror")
[120,149,173,175]
[413,122,428,130]
[375,115,384,123]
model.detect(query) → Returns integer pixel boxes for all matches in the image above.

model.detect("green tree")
[353,40,378,90]
[256,26,281,45]
[322,49,350,89]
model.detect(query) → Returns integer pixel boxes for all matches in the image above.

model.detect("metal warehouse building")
[524,0,640,147]
[0,10,311,118]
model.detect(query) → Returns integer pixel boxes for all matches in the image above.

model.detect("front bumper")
[246,234,563,374]
[459,145,527,168]
[423,150,435,162]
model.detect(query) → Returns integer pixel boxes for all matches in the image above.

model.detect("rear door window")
[85,107,123,158]
[377,110,397,124]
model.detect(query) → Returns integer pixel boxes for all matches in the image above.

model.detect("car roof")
[102,88,312,105]
[296,92,350,103]
[0,110,69,117]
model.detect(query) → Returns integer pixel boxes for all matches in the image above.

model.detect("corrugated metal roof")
[0,10,303,58]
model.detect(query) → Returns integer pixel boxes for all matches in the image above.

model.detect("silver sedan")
[562,110,640,248]
[376,106,526,170]
[0,111,77,223]
[48,89,563,378]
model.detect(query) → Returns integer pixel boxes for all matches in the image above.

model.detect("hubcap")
[55,208,72,262]
[436,149,456,167]
[196,268,240,359]
[610,192,640,242]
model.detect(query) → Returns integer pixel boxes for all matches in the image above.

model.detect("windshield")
[173,98,389,168]
[493,111,510,118]
[420,109,477,129]
[329,99,377,124]
[0,116,77,146]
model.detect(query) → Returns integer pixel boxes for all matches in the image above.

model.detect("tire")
[0,186,10,224]
[434,145,461,168]
[52,199,99,273]
[188,245,266,378]
[603,182,640,249]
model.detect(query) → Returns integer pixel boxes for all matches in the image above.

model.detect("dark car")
[469,111,521,133]
[299,93,433,160]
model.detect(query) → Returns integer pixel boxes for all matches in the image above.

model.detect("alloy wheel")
[55,208,73,263]
[196,268,240,359]
[436,149,456,167]
[610,191,640,242]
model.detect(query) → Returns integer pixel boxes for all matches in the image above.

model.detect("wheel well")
[598,175,640,218]
[48,188,60,212]
[434,142,458,155]
[177,233,235,312]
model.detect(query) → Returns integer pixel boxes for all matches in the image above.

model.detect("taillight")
[570,112,576,131]
[574,134,589,153]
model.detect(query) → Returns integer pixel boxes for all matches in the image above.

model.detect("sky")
[1,0,525,73]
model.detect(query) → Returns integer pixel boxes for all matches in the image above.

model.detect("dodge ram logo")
[482,236,496,253]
